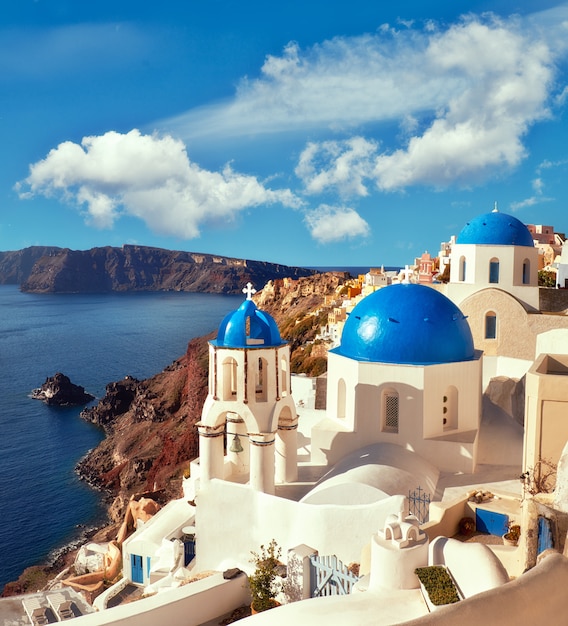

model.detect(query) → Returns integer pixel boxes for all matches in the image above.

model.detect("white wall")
[291,374,316,409]
[448,243,539,311]
[482,355,533,390]
[68,572,250,626]
[195,480,406,572]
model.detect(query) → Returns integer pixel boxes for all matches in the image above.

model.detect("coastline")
[0,287,245,594]
[1,518,116,597]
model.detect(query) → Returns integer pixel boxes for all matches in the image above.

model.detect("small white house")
[122,499,195,587]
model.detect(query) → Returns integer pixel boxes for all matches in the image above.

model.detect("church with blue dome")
[311,281,483,474]
[197,283,298,494]
[212,294,284,349]
[334,283,474,365]
[456,210,536,247]
[447,207,540,315]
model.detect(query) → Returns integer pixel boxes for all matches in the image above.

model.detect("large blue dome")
[212,298,283,348]
[333,284,474,365]
[457,211,534,247]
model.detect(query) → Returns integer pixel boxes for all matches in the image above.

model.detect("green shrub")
[415,566,460,606]
[249,540,282,612]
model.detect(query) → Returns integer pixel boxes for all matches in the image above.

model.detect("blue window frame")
[489,260,499,284]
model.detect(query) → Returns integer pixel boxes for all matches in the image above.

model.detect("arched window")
[256,356,268,401]
[459,256,467,282]
[222,357,238,401]
[382,389,399,433]
[485,311,497,339]
[522,259,530,285]
[442,386,458,430]
[489,258,500,284]
[280,356,288,396]
[337,378,346,419]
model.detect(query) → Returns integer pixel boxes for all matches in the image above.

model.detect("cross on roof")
[401,265,413,284]
[242,282,256,300]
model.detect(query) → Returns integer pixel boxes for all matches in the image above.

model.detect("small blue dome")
[333,284,474,365]
[212,298,283,348]
[457,211,534,247]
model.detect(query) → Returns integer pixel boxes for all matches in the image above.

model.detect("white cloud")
[160,10,565,194]
[295,137,378,197]
[509,156,567,211]
[160,31,452,139]
[532,177,544,195]
[373,16,554,189]
[304,205,370,243]
[17,129,302,238]
[510,195,554,211]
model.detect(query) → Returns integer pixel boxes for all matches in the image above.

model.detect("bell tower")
[196,283,298,494]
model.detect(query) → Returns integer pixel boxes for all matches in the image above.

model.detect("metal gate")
[538,516,554,554]
[408,486,431,523]
[309,555,359,597]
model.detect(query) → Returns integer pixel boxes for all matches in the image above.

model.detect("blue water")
[0,286,242,592]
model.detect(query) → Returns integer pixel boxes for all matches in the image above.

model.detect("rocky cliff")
[0,246,61,284]
[0,245,316,293]
[2,272,346,595]
[74,272,346,522]
[76,336,210,518]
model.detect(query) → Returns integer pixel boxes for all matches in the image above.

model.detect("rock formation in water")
[0,245,317,293]
[31,373,95,406]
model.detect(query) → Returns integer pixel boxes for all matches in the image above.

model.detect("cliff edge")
[0,245,316,293]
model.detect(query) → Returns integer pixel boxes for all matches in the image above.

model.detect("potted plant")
[503,523,521,546]
[458,516,475,536]
[415,566,461,611]
[249,540,282,613]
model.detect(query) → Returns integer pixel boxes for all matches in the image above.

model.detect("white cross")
[242,282,256,300]
[401,265,413,284]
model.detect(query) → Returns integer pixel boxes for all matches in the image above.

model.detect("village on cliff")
[5,207,568,625]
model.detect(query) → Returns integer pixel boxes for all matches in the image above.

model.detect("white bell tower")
[197,283,298,494]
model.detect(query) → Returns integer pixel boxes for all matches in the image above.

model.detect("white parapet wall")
[194,479,406,573]
[66,572,250,626]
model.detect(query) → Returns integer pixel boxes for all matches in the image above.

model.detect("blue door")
[538,516,554,554]
[131,554,144,584]
[184,538,196,565]
[476,509,509,536]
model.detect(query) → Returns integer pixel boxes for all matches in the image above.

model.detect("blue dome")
[212,298,283,348]
[457,211,534,247]
[333,284,474,365]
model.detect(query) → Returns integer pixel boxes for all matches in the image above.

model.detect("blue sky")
[2,0,568,268]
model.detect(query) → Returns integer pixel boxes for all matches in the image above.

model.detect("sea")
[0,285,242,593]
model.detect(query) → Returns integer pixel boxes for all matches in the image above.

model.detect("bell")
[229,434,243,454]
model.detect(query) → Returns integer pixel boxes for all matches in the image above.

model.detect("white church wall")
[325,351,361,428]
[207,344,292,434]
[291,374,316,409]
[423,358,481,439]
[195,480,406,572]
[448,244,539,311]
[317,354,481,474]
